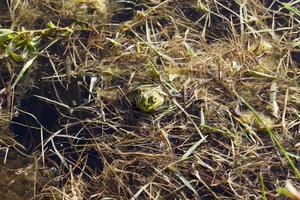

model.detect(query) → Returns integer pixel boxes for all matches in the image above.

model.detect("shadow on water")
[9,78,104,177]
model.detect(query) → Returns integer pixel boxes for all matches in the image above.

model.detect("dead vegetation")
[0,0,300,199]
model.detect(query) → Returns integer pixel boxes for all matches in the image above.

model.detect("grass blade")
[260,174,267,200]
[234,91,300,179]
[181,137,206,160]
[130,183,150,200]
[175,171,199,198]
[11,56,37,89]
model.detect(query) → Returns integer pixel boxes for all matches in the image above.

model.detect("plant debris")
[0,0,300,199]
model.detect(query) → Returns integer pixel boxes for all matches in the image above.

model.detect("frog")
[128,84,167,112]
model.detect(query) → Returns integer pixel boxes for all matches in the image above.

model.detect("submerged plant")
[0,22,72,61]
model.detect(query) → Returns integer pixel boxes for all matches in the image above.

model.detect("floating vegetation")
[238,111,275,131]
[0,0,300,199]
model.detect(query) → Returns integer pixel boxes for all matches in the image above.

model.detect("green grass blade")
[283,3,300,16]
[260,174,267,200]
[11,56,37,89]
[181,137,206,160]
[234,91,300,179]
[175,171,199,198]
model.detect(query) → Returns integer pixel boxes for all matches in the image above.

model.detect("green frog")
[128,84,167,112]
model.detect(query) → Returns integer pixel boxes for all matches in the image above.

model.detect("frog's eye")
[150,96,157,103]
[138,95,143,101]
[135,88,141,94]
[133,89,141,96]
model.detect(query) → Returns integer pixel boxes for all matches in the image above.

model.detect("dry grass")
[0,0,300,199]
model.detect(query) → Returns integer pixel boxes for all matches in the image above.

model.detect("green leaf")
[26,36,41,54]
[21,48,29,60]
[0,29,14,37]
[12,56,37,89]
[198,2,207,12]
[47,21,56,29]
[0,29,14,44]
[61,27,73,37]
[276,187,290,198]
[6,49,25,61]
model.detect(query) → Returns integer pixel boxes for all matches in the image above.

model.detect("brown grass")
[0,0,300,199]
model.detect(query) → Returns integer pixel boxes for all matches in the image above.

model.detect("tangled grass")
[0,0,300,199]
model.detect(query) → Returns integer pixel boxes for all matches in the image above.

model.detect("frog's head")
[132,85,165,112]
